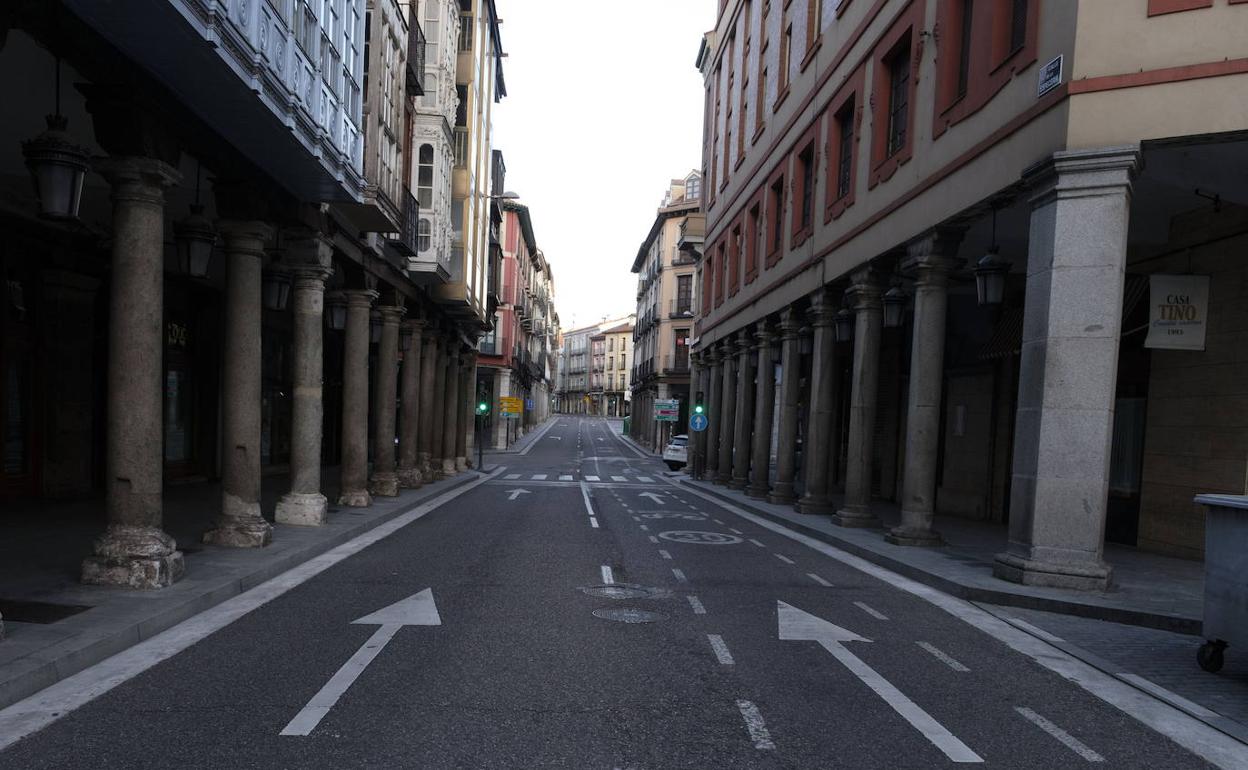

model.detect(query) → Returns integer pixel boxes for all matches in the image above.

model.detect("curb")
[0,472,480,711]
[680,479,1201,635]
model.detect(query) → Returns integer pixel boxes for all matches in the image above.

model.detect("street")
[0,417,1236,768]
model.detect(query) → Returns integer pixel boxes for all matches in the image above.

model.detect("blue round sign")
[690,414,709,432]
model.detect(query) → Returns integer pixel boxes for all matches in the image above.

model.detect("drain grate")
[0,599,93,624]
[592,607,666,624]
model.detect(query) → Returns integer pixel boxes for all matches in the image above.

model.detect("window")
[957,0,974,98]
[418,219,432,252]
[686,175,701,200]
[797,144,815,232]
[1009,0,1027,53]
[703,249,716,314]
[608,357,614,371]
[458,0,473,51]
[728,224,742,297]
[608,338,614,352]
[415,144,434,209]
[715,242,727,307]
[885,44,910,158]
[806,0,823,54]
[746,200,762,282]
[723,34,735,184]
[295,0,319,59]
[677,274,693,314]
[738,1,751,159]
[777,17,793,103]
[621,354,626,371]
[767,170,785,264]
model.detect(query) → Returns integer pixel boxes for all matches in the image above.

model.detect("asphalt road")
[0,417,1232,768]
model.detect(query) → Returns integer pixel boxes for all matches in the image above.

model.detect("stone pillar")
[418,326,439,474]
[715,339,738,485]
[429,336,448,473]
[747,323,777,499]
[769,310,804,504]
[834,266,886,528]
[369,302,403,497]
[993,148,1139,590]
[888,233,963,546]
[457,351,476,469]
[441,344,460,476]
[81,156,186,588]
[704,348,723,480]
[204,221,273,548]
[338,289,377,507]
[731,328,756,490]
[494,369,512,449]
[397,319,425,488]
[275,233,334,525]
[797,289,840,515]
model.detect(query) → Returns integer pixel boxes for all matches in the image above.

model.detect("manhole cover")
[580,584,651,599]
[592,608,666,624]
[658,530,744,545]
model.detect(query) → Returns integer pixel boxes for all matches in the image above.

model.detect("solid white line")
[854,601,889,621]
[749,538,766,548]
[736,700,776,750]
[611,475,627,482]
[807,573,833,587]
[638,476,654,483]
[1016,707,1105,762]
[687,596,707,615]
[672,568,688,582]
[579,481,596,522]
[531,474,547,481]
[708,634,735,665]
[504,473,521,480]
[601,565,615,584]
[517,418,557,455]
[659,549,672,560]
[281,624,401,735]
[774,554,796,565]
[0,468,504,750]
[663,478,1248,770]
[917,642,970,672]
[589,517,599,528]
[585,475,600,481]
[559,475,573,481]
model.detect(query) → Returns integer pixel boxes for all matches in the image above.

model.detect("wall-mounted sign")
[654,399,680,422]
[1038,55,1063,98]
[1144,274,1209,351]
[499,396,523,418]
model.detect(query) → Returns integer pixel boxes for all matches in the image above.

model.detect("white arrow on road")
[777,601,983,763]
[639,492,666,505]
[281,589,442,736]
[506,489,531,501]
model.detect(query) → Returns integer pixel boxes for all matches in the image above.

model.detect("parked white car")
[663,434,689,470]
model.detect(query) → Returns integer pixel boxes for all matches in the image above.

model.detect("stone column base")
[885,525,944,547]
[369,473,400,497]
[796,497,834,516]
[833,507,880,528]
[440,459,457,477]
[455,457,468,472]
[729,477,749,491]
[338,489,372,508]
[81,525,185,588]
[745,484,771,500]
[275,492,328,526]
[714,473,733,486]
[204,496,273,548]
[397,467,424,488]
[993,551,1112,591]
[767,488,797,505]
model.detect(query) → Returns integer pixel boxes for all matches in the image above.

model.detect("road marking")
[806,573,833,587]
[601,565,615,584]
[736,700,776,750]
[854,601,889,621]
[282,589,442,736]
[632,516,641,522]
[530,474,547,481]
[639,491,666,505]
[713,519,725,524]
[1117,674,1220,719]
[579,480,597,524]
[612,475,627,482]
[778,601,982,763]
[687,596,707,615]
[749,538,766,548]
[639,524,650,531]
[708,634,735,665]
[504,473,520,480]
[648,535,659,544]
[585,475,600,481]
[0,467,503,750]
[638,476,653,483]
[559,475,573,481]
[1015,707,1105,762]
[668,479,1248,769]
[1002,616,1065,644]
[672,568,688,582]
[589,517,599,528]
[774,554,796,565]
[730,528,743,535]
[518,418,557,455]
[659,549,672,560]
[505,489,530,501]
[917,642,970,672]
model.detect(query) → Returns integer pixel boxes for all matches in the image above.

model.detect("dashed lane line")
[749,539,766,548]
[687,596,707,615]
[708,634,735,665]
[917,642,970,672]
[774,554,796,565]
[1015,707,1105,763]
[601,565,615,585]
[855,601,890,621]
[659,550,672,560]
[806,573,833,587]
[648,535,660,544]
[736,700,776,750]
[672,568,688,582]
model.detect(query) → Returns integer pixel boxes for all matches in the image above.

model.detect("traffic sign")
[654,399,680,422]
[690,413,708,432]
[499,396,523,418]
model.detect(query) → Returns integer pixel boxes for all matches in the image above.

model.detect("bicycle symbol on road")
[658,531,744,545]
[642,512,707,520]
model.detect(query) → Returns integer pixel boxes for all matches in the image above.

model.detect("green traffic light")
[694,405,704,415]
[477,402,488,414]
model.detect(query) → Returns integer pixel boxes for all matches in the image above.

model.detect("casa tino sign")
[1144,275,1209,351]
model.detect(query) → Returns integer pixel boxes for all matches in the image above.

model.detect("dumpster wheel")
[1197,640,1227,673]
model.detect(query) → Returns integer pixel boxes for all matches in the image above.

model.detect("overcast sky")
[492,0,713,332]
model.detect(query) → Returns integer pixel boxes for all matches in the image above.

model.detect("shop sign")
[1144,274,1209,351]
[167,321,190,349]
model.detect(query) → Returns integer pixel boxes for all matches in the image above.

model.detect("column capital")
[378,303,406,323]
[341,288,378,308]
[282,227,334,281]
[779,307,804,338]
[848,265,886,312]
[753,322,775,348]
[703,347,720,365]
[94,156,181,205]
[1024,146,1141,208]
[217,220,273,258]
[807,287,840,327]
[736,327,754,348]
[903,227,964,278]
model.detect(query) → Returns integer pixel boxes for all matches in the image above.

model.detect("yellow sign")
[500,396,523,417]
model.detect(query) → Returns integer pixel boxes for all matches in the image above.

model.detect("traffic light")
[693,391,705,416]
[476,400,489,415]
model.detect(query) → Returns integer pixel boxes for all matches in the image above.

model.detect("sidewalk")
[0,468,479,710]
[677,477,1248,743]
[482,417,557,455]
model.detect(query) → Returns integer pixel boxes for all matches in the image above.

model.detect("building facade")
[410,0,460,281]
[0,0,504,636]
[630,172,702,453]
[693,0,1248,589]
[599,321,634,417]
